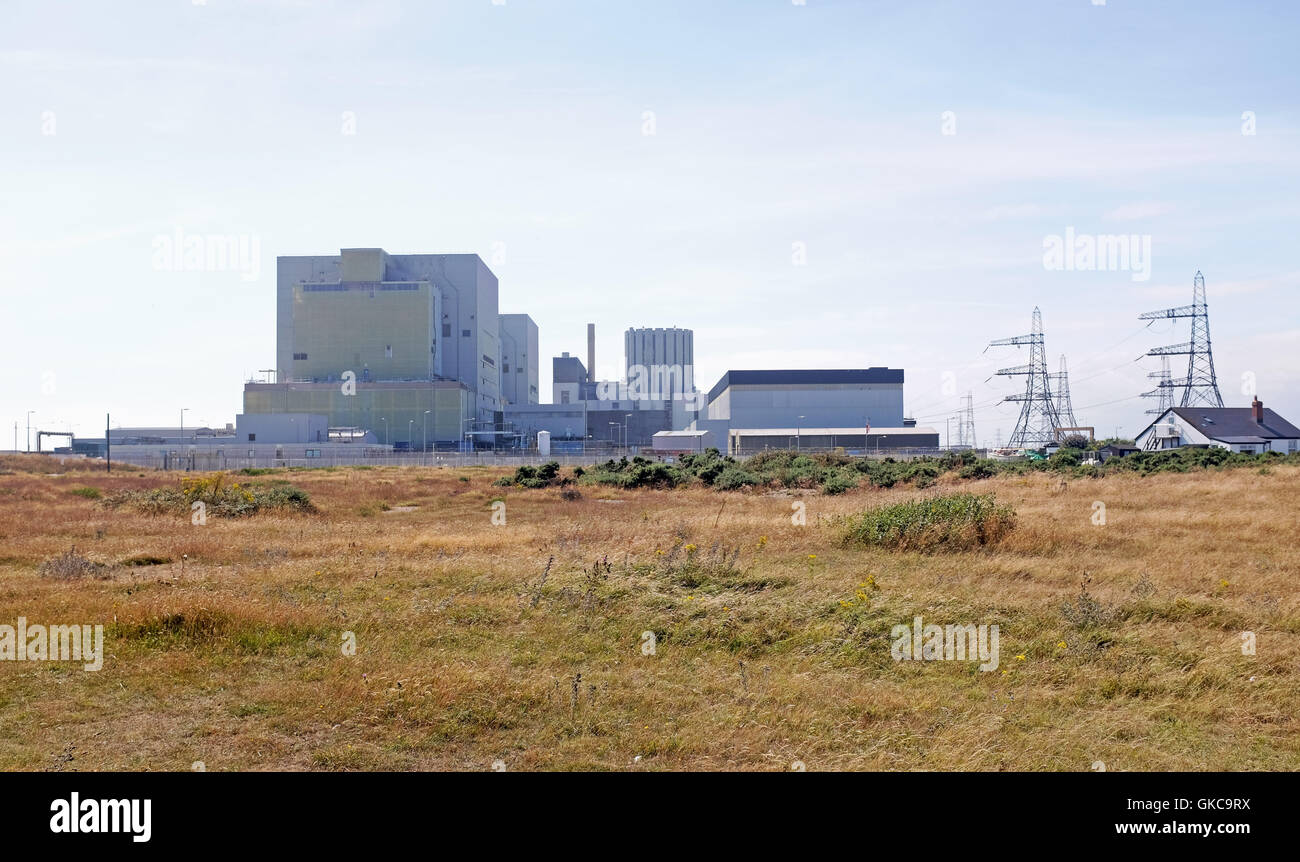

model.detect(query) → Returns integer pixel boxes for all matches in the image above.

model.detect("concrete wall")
[277,249,503,424]
[235,413,329,444]
[243,382,468,446]
[500,313,539,405]
[289,281,438,382]
[718,383,904,429]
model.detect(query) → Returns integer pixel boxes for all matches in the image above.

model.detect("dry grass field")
[1,455,1297,771]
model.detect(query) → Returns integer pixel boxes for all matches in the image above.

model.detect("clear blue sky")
[2,0,1297,446]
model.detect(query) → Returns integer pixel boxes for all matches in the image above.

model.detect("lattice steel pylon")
[1142,355,1177,416]
[1140,271,1223,408]
[954,391,977,448]
[988,307,1061,448]
[1050,355,1079,428]
[962,391,977,449]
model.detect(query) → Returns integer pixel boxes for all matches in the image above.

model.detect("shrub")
[104,473,313,517]
[713,465,760,491]
[821,470,859,495]
[497,461,568,489]
[1061,433,1091,450]
[957,459,1000,480]
[839,492,1016,552]
[69,486,102,499]
[40,547,109,580]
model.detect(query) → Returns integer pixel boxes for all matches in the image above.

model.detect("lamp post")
[26,410,35,453]
[423,410,431,462]
[379,417,387,446]
[624,413,632,451]
[796,415,804,452]
[609,421,620,451]
[408,419,414,453]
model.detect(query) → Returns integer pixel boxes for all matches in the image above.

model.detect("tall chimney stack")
[1252,396,1263,424]
[587,323,596,384]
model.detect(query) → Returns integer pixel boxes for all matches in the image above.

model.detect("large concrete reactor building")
[245,247,515,448]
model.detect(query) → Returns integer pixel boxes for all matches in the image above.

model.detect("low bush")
[103,473,314,517]
[839,492,1016,552]
[39,547,110,580]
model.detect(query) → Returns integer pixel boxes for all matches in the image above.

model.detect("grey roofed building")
[706,368,905,406]
[1134,398,1300,454]
[702,367,907,436]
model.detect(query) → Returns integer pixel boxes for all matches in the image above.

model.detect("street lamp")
[408,419,414,451]
[423,410,431,460]
[609,421,620,450]
[25,410,35,453]
[624,413,632,451]
[796,415,804,452]
[379,417,387,446]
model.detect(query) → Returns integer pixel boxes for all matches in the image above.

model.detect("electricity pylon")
[958,391,977,449]
[1140,271,1223,407]
[1051,355,1079,428]
[988,307,1061,447]
[1142,355,1177,416]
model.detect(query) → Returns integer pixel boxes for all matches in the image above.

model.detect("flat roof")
[707,368,904,405]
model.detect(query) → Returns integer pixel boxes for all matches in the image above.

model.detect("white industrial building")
[1134,398,1300,454]
[686,368,911,452]
[703,369,905,428]
[726,426,939,454]
[499,313,539,406]
[651,428,716,453]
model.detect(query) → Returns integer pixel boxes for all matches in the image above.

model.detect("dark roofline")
[707,368,904,405]
[1136,406,1300,442]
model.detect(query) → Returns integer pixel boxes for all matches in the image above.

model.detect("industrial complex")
[32,255,1289,469]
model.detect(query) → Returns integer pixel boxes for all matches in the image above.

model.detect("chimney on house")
[587,323,596,384]
[1252,396,1264,424]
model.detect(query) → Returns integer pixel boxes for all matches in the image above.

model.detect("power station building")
[686,368,937,454]
[702,368,905,429]
[243,247,538,448]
